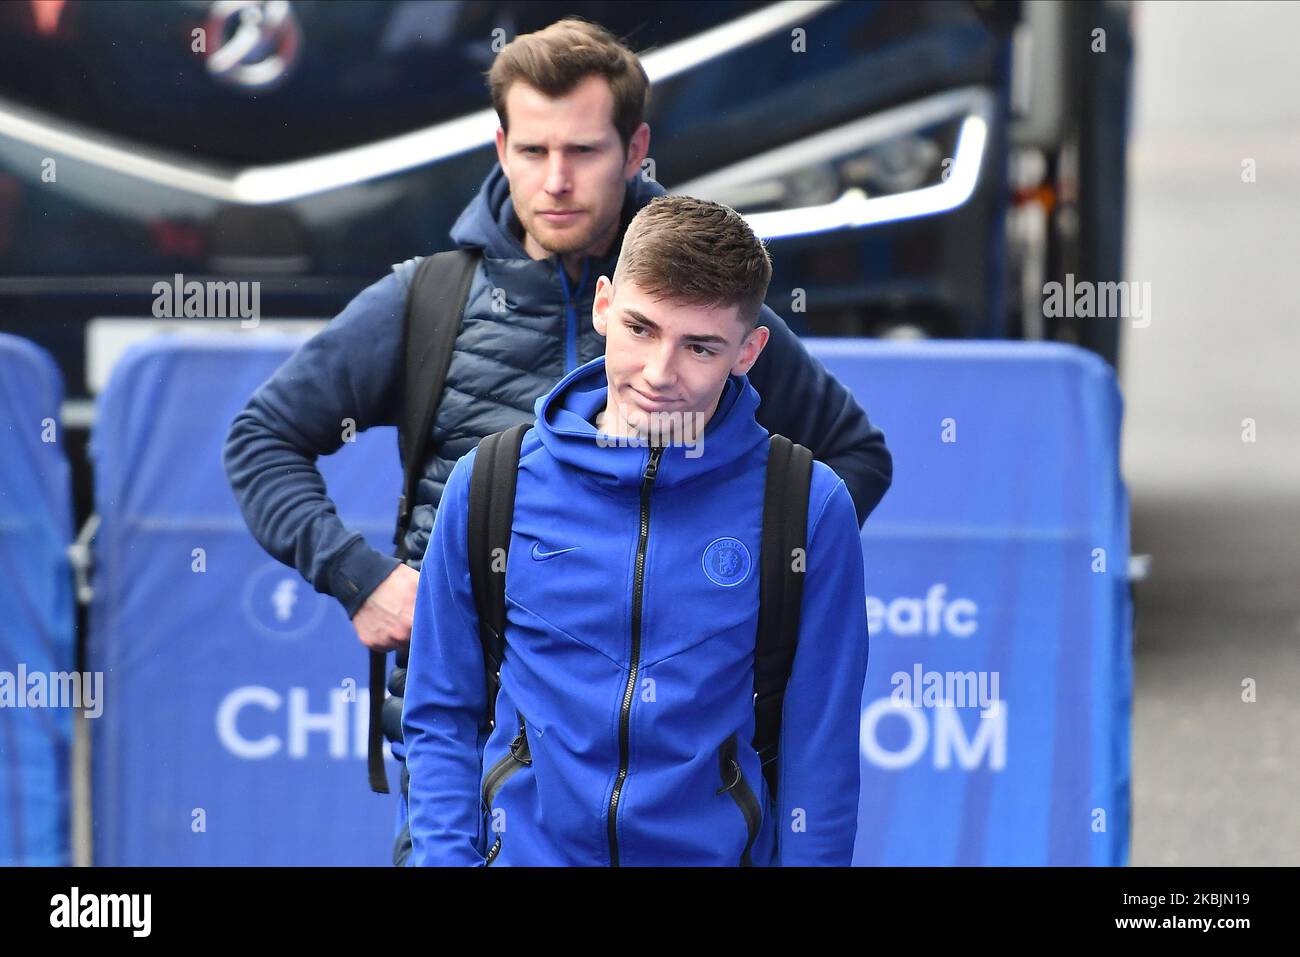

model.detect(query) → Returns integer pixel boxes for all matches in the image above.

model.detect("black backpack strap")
[753,434,813,803]
[393,248,481,554]
[368,248,479,794]
[467,423,529,733]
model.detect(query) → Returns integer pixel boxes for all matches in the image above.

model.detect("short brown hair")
[486,18,650,154]
[614,196,773,329]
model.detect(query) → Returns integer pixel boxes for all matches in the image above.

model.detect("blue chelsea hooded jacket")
[401,355,869,866]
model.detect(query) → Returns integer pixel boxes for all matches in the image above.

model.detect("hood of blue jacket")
[532,355,770,491]
[449,161,666,267]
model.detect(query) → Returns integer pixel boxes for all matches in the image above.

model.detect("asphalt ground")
[1121,0,1300,865]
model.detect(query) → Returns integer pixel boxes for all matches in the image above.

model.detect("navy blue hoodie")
[402,356,869,866]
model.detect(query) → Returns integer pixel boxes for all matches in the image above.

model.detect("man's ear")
[622,122,651,181]
[495,127,508,177]
[593,275,614,337]
[731,324,770,376]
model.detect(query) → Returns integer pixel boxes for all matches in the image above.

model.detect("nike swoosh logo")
[531,543,579,561]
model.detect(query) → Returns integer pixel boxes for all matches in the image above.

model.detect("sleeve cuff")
[327,537,402,619]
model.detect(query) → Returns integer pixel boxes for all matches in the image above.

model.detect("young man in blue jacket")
[225,18,888,864]
[402,196,869,866]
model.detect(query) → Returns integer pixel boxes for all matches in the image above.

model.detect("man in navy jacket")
[403,196,869,866]
[223,18,889,863]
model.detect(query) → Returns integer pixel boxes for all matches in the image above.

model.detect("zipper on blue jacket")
[717,732,762,866]
[483,719,531,866]
[606,444,664,867]
[556,258,588,373]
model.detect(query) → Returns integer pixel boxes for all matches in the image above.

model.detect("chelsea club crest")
[701,537,752,587]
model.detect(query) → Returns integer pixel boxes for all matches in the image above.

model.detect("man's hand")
[351,563,420,652]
